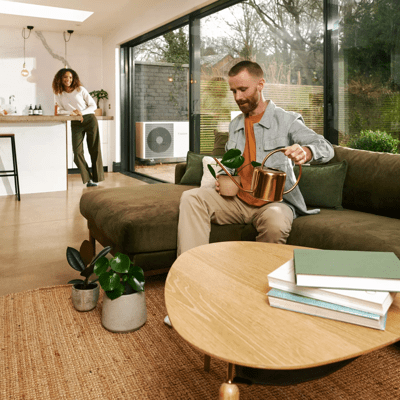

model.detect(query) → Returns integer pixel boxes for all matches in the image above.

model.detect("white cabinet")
[67,118,110,170]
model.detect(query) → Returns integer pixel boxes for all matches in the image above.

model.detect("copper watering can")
[214,148,302,202]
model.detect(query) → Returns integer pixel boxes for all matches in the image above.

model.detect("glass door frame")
[120,0,338,175]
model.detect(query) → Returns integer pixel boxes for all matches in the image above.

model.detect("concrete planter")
[71,283,99,312]
[218,174,241,197]
[101,291,147,333]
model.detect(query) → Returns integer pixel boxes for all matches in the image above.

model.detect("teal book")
[267,288,388,330]
[294,249,400,292]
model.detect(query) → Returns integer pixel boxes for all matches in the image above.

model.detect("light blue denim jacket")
[226,100,334,217]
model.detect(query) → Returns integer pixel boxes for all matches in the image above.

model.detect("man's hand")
[284,144,312,165]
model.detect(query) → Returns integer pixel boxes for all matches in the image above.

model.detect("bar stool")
[0,134,20,201]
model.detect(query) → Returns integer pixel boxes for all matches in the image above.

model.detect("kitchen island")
[0,115,81,196]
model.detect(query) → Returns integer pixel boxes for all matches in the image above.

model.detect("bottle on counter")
[54,102,59,116]
[33,105,38,115]
[38,105,43,115]
[28,105,33,116]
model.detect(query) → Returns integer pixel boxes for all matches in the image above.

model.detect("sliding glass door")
[121,0,326,182]
[330,0,400,149]
[199,0,325,154]
[128,25,190,182]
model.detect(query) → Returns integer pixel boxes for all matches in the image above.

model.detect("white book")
[267,259,396,316]
[268,288,387,330]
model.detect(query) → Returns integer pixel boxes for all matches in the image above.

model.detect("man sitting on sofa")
[176,61,334,259]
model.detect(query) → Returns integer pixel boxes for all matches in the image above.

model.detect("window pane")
[338,0,400,153]
[132,26,189,182]
[200,0,324,155]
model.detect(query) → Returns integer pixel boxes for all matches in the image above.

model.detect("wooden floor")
[0,172,149,297]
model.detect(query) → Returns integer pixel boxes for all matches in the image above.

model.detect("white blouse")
[55,86,97,115]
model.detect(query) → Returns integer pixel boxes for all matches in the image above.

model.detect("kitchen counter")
[0,117,79,196]
[0,115,81,123]
[0,115,113,122]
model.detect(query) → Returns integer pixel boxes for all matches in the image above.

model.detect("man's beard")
[236,93,259,114]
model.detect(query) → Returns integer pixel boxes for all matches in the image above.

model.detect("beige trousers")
[177,187,294,256]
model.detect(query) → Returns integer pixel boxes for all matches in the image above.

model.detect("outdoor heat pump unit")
[135,122,189,162]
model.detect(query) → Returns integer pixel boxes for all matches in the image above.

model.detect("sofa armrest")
[175,162,187,184]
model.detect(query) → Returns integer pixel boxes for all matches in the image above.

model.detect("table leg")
[219,363,239,399]
[89,231,96,256]
[204,354,211,372]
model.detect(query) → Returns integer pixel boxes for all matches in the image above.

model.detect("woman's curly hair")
[52,68,82,94]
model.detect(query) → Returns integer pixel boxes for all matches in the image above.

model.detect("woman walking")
[52,68,104,187]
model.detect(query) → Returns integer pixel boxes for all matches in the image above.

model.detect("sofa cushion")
[293,160,348,209]
[80,184,196,254]
[212,130,229,156]
[201,156,221,188]
[179,151,206,186]
[328,146,400,219]
[287,208,400,258]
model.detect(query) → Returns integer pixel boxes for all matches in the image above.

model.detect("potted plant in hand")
[67,241,112,312]
[207,148,260,196]
[94,252,146,333]
[89,89,108,116]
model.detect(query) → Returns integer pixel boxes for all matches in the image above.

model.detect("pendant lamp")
[21,26,34,77]
[63,30,74,68]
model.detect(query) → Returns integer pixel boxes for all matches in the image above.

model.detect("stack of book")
[267,249,400,330]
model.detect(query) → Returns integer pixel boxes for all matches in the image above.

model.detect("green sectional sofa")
[79,145,400,275]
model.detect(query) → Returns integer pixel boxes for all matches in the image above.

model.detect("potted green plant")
[89,89,108,116]
[67,241,112,312]
[207,149,260,196]
[94,252,146,333]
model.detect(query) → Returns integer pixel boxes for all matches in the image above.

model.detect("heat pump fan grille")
[145,123,174,158]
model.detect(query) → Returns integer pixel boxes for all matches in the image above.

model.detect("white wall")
[102,0,217,164]
[0,0,216,169]
[0,27,102,116]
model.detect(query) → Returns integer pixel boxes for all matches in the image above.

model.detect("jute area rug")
[1,275,400,400]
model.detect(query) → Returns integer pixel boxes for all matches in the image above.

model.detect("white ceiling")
[0,0,148,37]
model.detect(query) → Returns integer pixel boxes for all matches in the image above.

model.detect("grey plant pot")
[101,291,147,333]
[71,283,100,312]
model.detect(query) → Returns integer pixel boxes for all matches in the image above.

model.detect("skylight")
[0,1,93,22]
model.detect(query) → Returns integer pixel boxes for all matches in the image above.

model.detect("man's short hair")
[228,61,264,79]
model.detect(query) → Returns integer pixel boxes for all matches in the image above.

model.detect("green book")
[294,249,400,292]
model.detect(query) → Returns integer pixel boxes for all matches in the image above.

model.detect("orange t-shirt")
[237,112,267,207]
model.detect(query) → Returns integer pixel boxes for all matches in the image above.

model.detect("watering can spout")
[213,148,302,202]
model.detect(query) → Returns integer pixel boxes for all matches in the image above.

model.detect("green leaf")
[126,275,145,292]
[222,155,245,169]
[207,164,217,179]
[66,247,86,272]
[90,246,112,267]
[79,240,94,267]
[222,148,241,162]
[129,265,145,284]
[93,256,110,276]
[251,161,262,167]
[110,253,131,273]
[68,279,85,285]
[105,284,125,300]
[89,278,99,284]
[99,271,120,291]
[126,265,145,292]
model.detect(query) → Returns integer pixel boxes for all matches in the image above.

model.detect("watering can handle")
[261,148,302,195]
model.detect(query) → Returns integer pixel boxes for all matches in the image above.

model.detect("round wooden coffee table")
[165,242,400,399]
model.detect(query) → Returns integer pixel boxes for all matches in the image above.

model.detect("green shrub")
[347,130,400,153]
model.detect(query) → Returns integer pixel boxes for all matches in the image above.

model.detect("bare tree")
[245,0,324,84]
